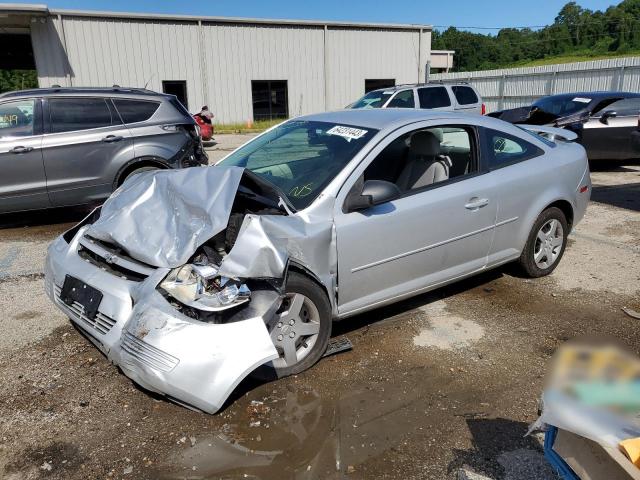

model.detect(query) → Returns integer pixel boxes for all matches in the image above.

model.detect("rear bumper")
[45,229,278,413]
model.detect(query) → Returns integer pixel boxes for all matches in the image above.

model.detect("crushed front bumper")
[45,228,279,414]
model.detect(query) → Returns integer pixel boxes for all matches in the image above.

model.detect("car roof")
[368,82,472,94]
[0,87,172,101]
[539,91,640,102]
[295,108,496,131]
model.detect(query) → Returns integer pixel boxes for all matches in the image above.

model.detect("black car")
[489,92,640,161]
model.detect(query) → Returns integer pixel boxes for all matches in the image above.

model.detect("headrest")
[430,128,444,143]
[410,130,441,156]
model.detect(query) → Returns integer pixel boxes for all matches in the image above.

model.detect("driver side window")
[362,125,477,194]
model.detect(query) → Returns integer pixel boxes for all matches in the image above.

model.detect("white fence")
[430,56,640,112]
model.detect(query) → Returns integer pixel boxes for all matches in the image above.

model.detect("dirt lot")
[0,138,638,479]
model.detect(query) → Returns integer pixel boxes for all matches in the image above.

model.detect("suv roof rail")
[0,86,161,98]
[383,81,470,91]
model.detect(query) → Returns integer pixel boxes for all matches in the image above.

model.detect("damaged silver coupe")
[45,109,591,413]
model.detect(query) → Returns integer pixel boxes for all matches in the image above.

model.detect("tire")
[263,271,332,379]
[120,166,159,185]
[518,207,568,278]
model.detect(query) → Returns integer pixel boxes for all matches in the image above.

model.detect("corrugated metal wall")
[30,13,429,123]
[431,57,640,112]
[202,23,325,124]
[325,27,426,109]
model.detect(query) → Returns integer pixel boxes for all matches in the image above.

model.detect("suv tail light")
[481,103,486,115]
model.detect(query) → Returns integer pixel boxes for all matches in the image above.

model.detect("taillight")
[481,103,486,115]
[579,185,589,193]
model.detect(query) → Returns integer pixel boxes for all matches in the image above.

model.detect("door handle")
[102,135,123,143]
[9,146,34,154]
[465,197,489,210]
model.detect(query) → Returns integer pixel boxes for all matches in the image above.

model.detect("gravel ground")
[0,138,638,480]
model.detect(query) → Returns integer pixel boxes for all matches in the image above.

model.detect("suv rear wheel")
[120,165,160,186]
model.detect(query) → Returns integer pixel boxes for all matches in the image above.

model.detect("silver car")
[45,109,591,413]
[0,87,207,214]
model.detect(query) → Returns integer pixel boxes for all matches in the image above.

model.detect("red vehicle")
[194,113,214,141]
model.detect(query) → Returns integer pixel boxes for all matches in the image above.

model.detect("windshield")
[218,120,378,209]
[532,95,593,118]
[350,90,395,109]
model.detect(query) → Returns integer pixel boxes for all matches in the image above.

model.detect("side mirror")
[600,110,617,124]
[344,180,400,213]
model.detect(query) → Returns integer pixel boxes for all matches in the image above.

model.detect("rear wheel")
[120,165,160,186]
[518,207,568,278]
[268,272,332,378]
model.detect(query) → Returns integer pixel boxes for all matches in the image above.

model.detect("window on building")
[451,86,479,105]
[482,128,543,170]
[49,98,113,133]
[386,89,415,109]
[113,99,160,124]
[364,79,395,93]
[0,99,35,138]
[162,81,188,110]
[251,80,289,121]
[417,86,451,109]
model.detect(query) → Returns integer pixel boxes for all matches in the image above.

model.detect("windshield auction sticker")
[327,125,368,140]
[572,97,591,103]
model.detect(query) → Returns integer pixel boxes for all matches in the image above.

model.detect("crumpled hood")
[86,166,245,268]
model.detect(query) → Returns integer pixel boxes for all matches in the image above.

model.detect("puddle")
[160,388,340,479]
[157,377,450,479]
[413,301,485,350]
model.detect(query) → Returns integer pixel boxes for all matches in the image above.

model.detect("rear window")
[113,99,160,124]
[49,98,113,133]
[417,87,451,109]
[452,86,479,105]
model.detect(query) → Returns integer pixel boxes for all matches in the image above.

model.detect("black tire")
[518,207,568,278]
[261,271,332,379]
[120,166,159,185]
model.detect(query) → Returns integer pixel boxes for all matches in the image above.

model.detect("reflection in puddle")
[161,388,340,479]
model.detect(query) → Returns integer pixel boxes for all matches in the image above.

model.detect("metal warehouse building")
[0,3,432,123]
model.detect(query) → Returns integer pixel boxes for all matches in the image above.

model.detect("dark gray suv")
[0,87,207,214]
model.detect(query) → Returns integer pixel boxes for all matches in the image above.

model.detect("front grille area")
[54,285,117,335]
[120,332,179,372]
[77,245,147,282]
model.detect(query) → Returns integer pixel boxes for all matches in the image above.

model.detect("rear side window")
[417,87,451,109]
[595,97,640,117]
[113,99,160,124]
[452,86,479,105]
[483,128,543,170]
[386,90,415,109]
[0,99,36,138]
[49,98,113,133]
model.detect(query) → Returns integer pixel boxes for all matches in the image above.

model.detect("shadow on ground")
[447,418,543,478]
[0,206,89,229]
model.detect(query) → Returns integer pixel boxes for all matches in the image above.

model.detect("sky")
[8,0,621,31]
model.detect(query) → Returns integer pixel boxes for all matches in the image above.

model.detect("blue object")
[544,426,581,480]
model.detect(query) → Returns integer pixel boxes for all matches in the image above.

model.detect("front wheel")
[518,207,568,278]
[267,272,332,378]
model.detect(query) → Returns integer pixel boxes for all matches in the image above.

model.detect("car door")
[334,122,497,316]
[451,85,482,114]
[41,96,134,207]
[581,98,640,160]
[0,98,50,213]
[416,86,453,111]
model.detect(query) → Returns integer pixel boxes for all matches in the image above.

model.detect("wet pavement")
[0,145,639,480]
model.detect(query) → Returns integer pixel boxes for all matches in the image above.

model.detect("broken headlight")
[159,264,250,312]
